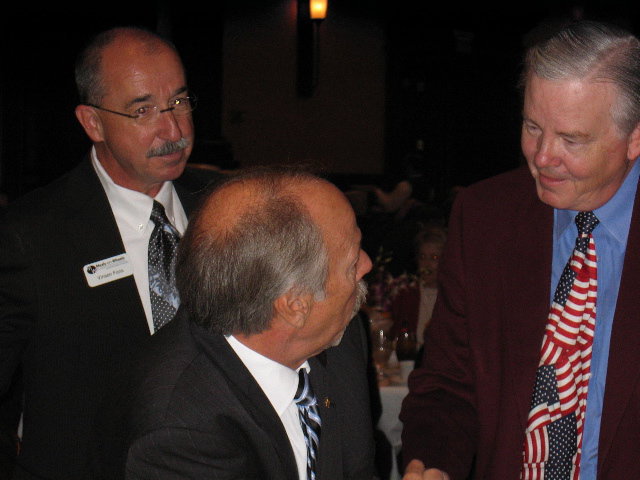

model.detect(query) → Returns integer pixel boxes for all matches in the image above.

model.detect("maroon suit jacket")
[400,165,640,479]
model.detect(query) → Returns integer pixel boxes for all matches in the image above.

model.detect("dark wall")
[0,1,224,202]
[1,1,639,202]
[383,1,640,194]
[1,5,145,200]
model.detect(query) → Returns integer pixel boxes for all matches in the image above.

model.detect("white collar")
[225,335,310,415]
[91,147,181,233]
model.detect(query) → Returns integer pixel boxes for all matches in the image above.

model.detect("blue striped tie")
[294,368,322,480]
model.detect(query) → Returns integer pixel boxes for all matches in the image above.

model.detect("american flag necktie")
[521,211,599,480]
[295,368,322,480]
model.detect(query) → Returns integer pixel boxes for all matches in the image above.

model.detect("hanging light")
[309,0,327,20]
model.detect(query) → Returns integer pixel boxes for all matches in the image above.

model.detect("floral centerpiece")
[366,247,420,379]
[365,246,419,313]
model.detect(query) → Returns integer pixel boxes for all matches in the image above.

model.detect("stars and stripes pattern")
[521,211,599,480]
[148,200,181,332]
[295,368,322,480]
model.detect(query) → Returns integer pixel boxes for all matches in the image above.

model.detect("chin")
[330,332,345,347]
[163,162,188,182]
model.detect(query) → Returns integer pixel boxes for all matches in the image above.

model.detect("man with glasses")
[0,26,217,479]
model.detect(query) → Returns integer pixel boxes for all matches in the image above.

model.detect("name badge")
[83,253,133,287]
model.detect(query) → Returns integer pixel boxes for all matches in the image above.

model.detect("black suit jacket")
[0,158,216,480]
[117,309,375,480]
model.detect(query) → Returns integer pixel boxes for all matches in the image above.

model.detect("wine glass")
[371,329,393,382]
[395,330,417,362]
[367,307,394,336]
[395,330,417,383]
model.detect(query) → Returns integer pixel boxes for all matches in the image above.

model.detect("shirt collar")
[225,335,310,416]
[555,158,640,242]
[91,147,178,233]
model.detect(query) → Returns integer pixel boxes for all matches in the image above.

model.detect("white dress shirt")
[91,148,188,333]
[226,335,309,480]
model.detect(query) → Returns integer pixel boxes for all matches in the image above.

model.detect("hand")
[402,459,450,480]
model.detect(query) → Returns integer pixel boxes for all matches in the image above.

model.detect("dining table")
[377,357,410,480]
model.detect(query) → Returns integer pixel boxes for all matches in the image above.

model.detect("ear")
[75,104,105,143]
[627,121,640,161]
[273,291,313,329]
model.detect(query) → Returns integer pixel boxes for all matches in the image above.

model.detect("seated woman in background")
[389,224,447,351]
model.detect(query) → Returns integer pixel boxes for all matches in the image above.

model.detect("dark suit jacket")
[400,165,640,479]
[117,309,375,480]
[0,158,216,480]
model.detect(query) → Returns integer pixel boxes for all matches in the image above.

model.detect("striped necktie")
[295,368,322,480]
[148,200,181,332]
[521,211,599,480]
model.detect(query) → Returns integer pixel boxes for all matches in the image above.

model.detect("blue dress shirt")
[551,159,640,478]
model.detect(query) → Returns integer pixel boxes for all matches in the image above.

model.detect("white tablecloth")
[378,379,409,480]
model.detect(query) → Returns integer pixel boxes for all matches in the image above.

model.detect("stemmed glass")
[395,330,417,362]
[395,329,417,383]
[371,329,393,382]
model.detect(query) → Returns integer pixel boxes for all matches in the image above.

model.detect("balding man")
[0,26,217,479]
[119,166,375,480]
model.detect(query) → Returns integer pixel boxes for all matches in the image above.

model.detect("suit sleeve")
[126,427,265,480]
[399,192,479,480]
[0,214,34,396]
[0,212,35,475]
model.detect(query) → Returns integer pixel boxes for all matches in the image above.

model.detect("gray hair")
[413,223,447,255]
[521,20,640,134]
[75,26,179,105]
[176,166,330,336]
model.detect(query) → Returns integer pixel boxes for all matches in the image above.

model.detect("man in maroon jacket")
[400,20,640,480]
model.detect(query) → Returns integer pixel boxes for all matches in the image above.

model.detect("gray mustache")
[353,279,368,316]
[147,138,190,158]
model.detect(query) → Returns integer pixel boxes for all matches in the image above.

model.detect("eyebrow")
[353,230,363,261]
[556,131,592,143]
[354,229,363,252]
[124,86,189,109]
[125,95,152,109]
[523,117,591,141]
[559,130,591,141]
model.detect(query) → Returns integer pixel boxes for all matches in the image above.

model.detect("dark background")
[1,0,639,202]
[0,1,224,201]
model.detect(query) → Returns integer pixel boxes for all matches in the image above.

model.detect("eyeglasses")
[84,96,196,125]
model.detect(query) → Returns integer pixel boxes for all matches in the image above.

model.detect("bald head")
[75,26,180,105]
[177,167,334,336]
[196,171,323,238]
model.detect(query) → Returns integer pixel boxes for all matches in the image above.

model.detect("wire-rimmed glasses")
[83,95,197,125]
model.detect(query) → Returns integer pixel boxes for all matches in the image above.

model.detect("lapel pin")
[323,397,332,408]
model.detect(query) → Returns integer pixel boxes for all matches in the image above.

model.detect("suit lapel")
[174,164,220,217]
[174,178,199,216]
[598,179,640,466]
[63,159,128,261]
[309,352,338,479]
[502,194,554,430]
[58,160,214,338]
[62,159,148,336]
[193,327,300,480]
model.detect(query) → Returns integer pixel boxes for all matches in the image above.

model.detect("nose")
[531,135,561,168]
[156,109,184,141]
[358,250,373,279]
